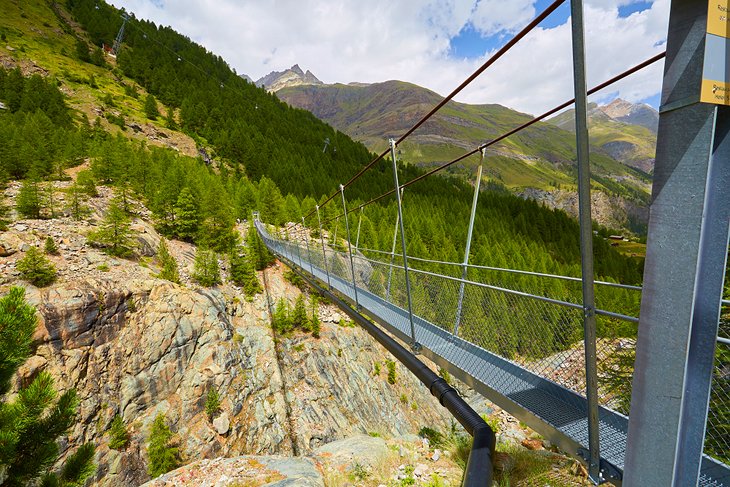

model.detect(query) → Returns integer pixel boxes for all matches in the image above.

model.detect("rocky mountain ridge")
[598,98,659,132]
[256,64,323,92]
[548,99,658,174]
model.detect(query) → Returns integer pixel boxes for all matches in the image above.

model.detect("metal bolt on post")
[389,138,419,351]
[302,217,314,275]
[569,0,601,481]
[454,148,485,338]
[316,205,332,289]
[340,185,360,309]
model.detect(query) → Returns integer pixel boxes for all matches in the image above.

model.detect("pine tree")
[17,247,56,287]
[88,196,135,257]
[0,193,9,231]
[144,93,160,120]
[192,249,220,287]
[242,255,262,298]
[246,220,274,271]
[16,179,44,219]
[228,247,247,286]
[44,236,59,255]
[165,106,177,130]
[65,182,90,220]
[273,298,291,334]
[157,239,180,284]
[292,294,309,331]
[173,188,200,242]
[0,288,95,486]
[147,414,179,478]
[90,46,105,67]
[205,388,221,421]
[108,415,130,450]
[75,170,98,197]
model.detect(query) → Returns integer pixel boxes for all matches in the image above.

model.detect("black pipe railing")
[280,253,495,486]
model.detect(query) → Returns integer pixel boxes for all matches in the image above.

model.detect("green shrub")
[373,362,381,376]
[157,239,180,284]
[44,236,59,255]
[192,249,220,287]
[147,414,179,478]
[205,387,221,421]
[16,180,45,219]
[17,247,57,287]
[87,197,135,257]
[108,415,129,450]
[291,295,309,331]
[386,359,396,385]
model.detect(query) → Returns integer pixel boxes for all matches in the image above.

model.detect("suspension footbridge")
[253,0,729,485]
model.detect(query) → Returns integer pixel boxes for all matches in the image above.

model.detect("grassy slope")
[0,0,198,156]
[278,81,651,198]
[549,105,656,171]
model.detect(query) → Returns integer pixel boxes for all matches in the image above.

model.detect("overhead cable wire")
[302,0,567,220]
[321,51,666,222]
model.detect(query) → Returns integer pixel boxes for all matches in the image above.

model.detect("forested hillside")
[1,0,643,293]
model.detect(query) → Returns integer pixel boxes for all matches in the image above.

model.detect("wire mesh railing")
[706,302,730,465]
[259,222,730,474]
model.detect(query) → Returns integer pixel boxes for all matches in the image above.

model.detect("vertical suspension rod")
[354,207,364,251]
[390,139,418,349]
[454,148,485,337]
[341,185,360,309]
[316,205,332,289]
[386,203,400,300]
[302,217,314,275]
[569,0,601,481]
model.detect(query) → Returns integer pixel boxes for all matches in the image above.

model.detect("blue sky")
[447,0,664,108]
[111,0,669,114]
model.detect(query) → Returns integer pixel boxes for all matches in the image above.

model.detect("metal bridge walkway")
[258,223,730,486]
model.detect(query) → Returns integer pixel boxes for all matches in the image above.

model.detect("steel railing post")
[302,217,314,275]
[454,148,485,337]
[292,223,302,268]
[354,207,363,251]
[569,0,600,481]
[340,185,360,309]
[389,138,418,350]
[316,205,332,289]
[386,199,401,300]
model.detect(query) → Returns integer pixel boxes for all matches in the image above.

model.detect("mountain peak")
[256,65,322,92]
[599,98,658,133]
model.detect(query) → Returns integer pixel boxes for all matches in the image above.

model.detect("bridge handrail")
[357,246,643,291]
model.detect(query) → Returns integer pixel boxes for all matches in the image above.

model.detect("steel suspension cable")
[302,0,567,220]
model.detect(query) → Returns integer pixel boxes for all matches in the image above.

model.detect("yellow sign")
[700,79,730,104]
[701,1,730,105]
[707,0,730,38]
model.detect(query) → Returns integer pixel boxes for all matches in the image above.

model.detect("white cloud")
[108,0,669,115]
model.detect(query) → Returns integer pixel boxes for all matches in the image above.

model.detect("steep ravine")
[11,254,454,486]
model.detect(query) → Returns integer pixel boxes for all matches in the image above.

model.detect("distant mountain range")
[266,66,657,231]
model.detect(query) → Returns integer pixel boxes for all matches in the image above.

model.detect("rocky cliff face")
[517,187,649,231]
[2,181,454,485]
